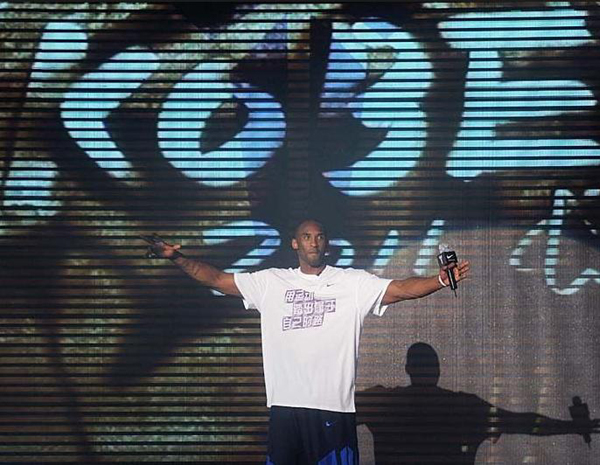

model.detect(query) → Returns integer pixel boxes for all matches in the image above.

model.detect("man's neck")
[299,264,326,275]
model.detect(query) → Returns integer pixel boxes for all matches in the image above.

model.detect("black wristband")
[168,251,184,261]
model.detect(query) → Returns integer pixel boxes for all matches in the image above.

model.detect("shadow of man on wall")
[356,342,599,464]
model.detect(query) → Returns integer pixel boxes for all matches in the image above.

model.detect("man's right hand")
[140,234,182,259]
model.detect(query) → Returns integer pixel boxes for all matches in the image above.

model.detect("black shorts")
[266,406,359,465]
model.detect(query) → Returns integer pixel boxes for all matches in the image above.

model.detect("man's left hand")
[440,260,470,287]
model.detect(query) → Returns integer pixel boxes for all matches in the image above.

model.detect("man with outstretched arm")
[142,219,470,464]
[356,342,600,464]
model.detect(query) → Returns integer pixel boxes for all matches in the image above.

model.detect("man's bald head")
[290,219,329,274]
[291,219,328,241]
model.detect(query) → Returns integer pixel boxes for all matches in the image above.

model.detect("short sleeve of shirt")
[354,270,393,317]
[233,269,272,312]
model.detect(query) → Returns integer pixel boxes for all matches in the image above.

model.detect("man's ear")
[291,238,298,250]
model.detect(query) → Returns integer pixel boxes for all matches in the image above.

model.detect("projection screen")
[1,1,599,463]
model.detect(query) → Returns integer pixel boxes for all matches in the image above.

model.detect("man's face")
[291,221,329,271]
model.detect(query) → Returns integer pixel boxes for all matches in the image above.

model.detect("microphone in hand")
[437,244,458,296]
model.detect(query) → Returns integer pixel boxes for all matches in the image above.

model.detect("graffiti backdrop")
[1,1,599,463]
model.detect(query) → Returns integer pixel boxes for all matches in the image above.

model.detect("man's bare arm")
[170,255,241,297]
[141,234,242,297]
[382,260,470,305]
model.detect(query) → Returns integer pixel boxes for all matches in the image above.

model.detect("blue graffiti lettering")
[61,47,159,182]
[440,7,600,178]
[158,62,285,187]
[322,21,433,196]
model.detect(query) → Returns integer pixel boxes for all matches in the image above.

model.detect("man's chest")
[264,279,355,332]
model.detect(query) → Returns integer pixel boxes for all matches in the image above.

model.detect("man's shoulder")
[234,267,295,283]
[238,266,293,274]
[254,267,297,277]
[249,266,379,280]
[330,266,381,280]
[272,267,297,274]
[261,265,364,276]
[327,266,366,275]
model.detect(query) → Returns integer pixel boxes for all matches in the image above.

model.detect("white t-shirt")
[234,265,392,413]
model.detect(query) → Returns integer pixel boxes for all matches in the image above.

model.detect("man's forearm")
[171,254,220,285]
[170,254,241,297]
[383,276,443,305]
